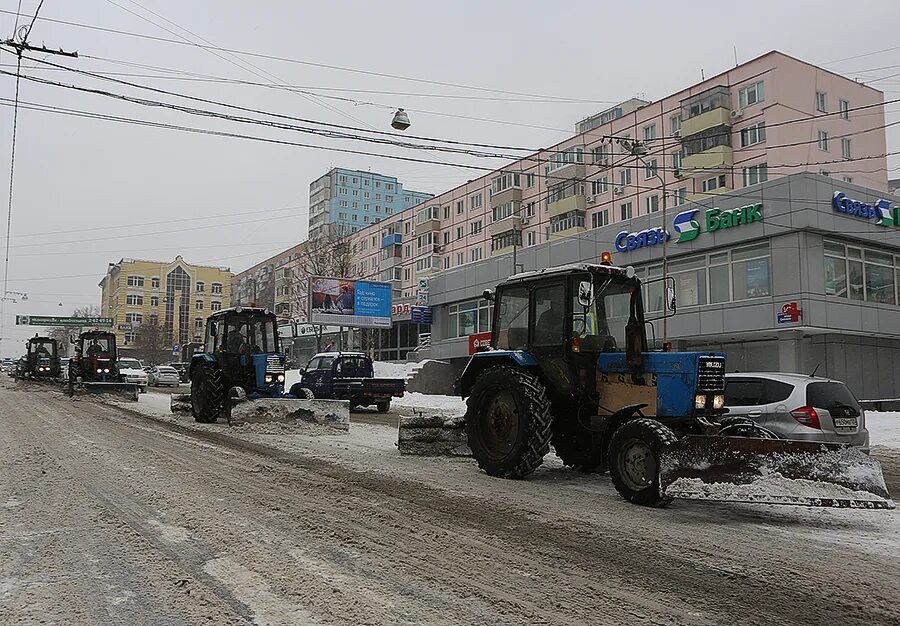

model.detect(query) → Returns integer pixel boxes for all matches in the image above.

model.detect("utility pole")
[0,14,78,355]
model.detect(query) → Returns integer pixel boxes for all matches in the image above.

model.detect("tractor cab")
[73,330,119,382]
[25,335,60,378]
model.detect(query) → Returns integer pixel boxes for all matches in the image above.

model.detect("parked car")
[117,357,148,393]
[723,372,869,451]
[290,352,405,412]
[149,365,181,387]
[167,362,189,383]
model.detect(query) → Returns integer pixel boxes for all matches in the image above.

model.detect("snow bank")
[392,392,466,413]
[667,474,892,506]
[284,359,439,391]
[866,411,900,447]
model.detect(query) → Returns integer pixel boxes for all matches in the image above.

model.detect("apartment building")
[308,168,433,240]
[346,51,887,307]
[99,256,232,347]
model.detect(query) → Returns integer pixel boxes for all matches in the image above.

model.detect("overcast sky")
[1,0,898,356]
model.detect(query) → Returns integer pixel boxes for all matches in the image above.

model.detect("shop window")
[864,249,896,305]
[824,241,848,297]
[732,243,771,299]
[709,253,731,303]
[669,257,707,307]
[449,299,492,338]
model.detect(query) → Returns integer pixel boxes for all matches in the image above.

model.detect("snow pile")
[372,360,430,381]
[667,474,893,506]
[392,392,466,412]
[866,411,900,447]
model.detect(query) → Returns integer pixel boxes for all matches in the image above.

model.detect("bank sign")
[832,191,898,227]
[614,203,764,251]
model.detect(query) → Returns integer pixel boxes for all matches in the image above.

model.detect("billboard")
[308,277,392,329]
[16,315,114,327]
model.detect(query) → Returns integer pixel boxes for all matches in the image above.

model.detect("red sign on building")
[468,331,492,355]
[777,301,802,324]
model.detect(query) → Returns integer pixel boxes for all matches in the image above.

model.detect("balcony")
[381,232,402,248]
[414,206,441,236]
[490,186,522,207]
[545,162,585,185]
[682,106,732,137]
[548,193,587,218]
[681,145,734,176]
[415,255,442,277]
[489,214,524,236]
[549,223,586,241]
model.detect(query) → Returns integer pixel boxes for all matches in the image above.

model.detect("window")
[211,283,223,294]
[534,285,566,346]
[470,247,483,262]
[151,277,159,289]
[839,99,850,120]
[364,191,370,199]
[732,243,771,299]
[456,252,464,266]
[670,113,682,135]
[364,179,370,186]
[643,124,656,141]
[386,183,394,191]
[125,313,143,325]
[415,205,440,224]
[619,168,632,187]
[646,195,659,213]
[470,194,483,209]
[339,175,348,184]
[527,231,536,246]
[491,202,515,222]
[491,172,521,195]
[405,195,411,203]
[843,176,853,184]
[386,195,394,202]
[194,317,204,330]
[196,300,204,311]
[340,188,348,195]
[443,205,450,220]
[449,299,493,338]
[550,210,585,233]
[842,138,852,159]
[740,122,766,147]
[742,163,768,186]
[548,180,585,204]
[818,130,829,151]
[591,210,609,229]
[471,220,483,234]
[351,189,358,197]
[127,275,144,287]
[824,241,848,297]
[339,201,348,209]
[864,249,895,304]
[211,301,222,311]
[738,81,764,108]
[683,127,732,156]
[702,174,727,192]
[672,151,683,171]
[619,202,633,220]
[443,231,450,245]
[592,144,610,165]
[150,296,159,307]
[669,256,707,307]
[375,181,381,189]
[443,257,450,270]
[495,287,529,349]
[456,200,464,215]
[417,232,433,250]
[547,146,584,172]
[124,332,135,345]
[644,159,658,180]
[526,173,535,187]
[591,178,608,195]
[816,91,827,113]
[674,187,687,206]
[404,268,411,281]
[415,256,437,273]
[524,202,536,218]
[126,294,143,306]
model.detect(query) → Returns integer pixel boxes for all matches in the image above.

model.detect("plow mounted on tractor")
[67,330,138,401]
[399,261,893,510]
[170,307,348,430]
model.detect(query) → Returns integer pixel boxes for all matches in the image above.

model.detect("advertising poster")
[309,277,392,328]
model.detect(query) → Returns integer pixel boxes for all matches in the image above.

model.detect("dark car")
[290,352,405,413]
[167,362,189,383]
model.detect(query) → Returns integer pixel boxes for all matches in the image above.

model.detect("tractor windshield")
[28,341,55,357]
[572,277,641,353]
[226,316,279,354]
[82,337,111,357]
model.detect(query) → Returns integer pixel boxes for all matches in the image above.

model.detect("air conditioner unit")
[586,196,595,203]
[672,129,681,138]
[520,217,530,225]
[731,110,743,119]
[435,244,445,252]
[613,187,624,195]
[673,168,682,178]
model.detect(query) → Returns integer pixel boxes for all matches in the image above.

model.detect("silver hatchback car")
[723,372,869,451]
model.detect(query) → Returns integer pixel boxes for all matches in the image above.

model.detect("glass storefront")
[824,239,898,306]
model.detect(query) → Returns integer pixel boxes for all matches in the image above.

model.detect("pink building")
[344,50,887,302]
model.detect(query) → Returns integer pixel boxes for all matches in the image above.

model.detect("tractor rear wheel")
[191,363,225,423]
[465,366,552,479]
[608,418,677,507]
[551,417,608,473]
[289,383,314,399]
[376,401,390,413]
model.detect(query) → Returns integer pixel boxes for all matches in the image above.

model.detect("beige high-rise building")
[99,256,232,347]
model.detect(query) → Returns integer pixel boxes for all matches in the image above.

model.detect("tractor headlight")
[265,374,273,383]
[694,394,707,409]
[277,374,285,383]
[104,368,110,373]
[97,368,103,373]
[712,394,725,410]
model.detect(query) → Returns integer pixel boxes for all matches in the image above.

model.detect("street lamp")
[629,140,670,346]
[391,108,411,131]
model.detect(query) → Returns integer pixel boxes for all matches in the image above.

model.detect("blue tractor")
[459,262,892,508]
[188,307,290,423]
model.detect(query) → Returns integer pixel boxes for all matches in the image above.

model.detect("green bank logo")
[674,203,763,244]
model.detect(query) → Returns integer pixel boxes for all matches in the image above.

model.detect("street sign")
[172,345,181,353]
[411,306,432,324]
[15,315,113,327]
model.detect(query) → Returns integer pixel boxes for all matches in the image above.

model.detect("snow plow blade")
[228,398,350,430]
[80,381,139,402]
[660,436,895,510]
[397,413,470,456]
[170,393,192,414]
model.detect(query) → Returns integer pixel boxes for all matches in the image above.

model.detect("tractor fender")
[188,353,217,381]
[458,351,538,398]
[597,403,650,460]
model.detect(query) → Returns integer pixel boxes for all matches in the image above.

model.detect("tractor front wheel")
[608,418,677,507]
[376,401,390,413]
[289,383,314,399]
[191,363,225,423]
[465,366,552,479]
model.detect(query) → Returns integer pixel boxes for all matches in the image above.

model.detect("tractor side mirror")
[209,324,218,337]
[69,334,77,344]
[297,368,306,376]
[577,281,594,308]
[482,289,494,302]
